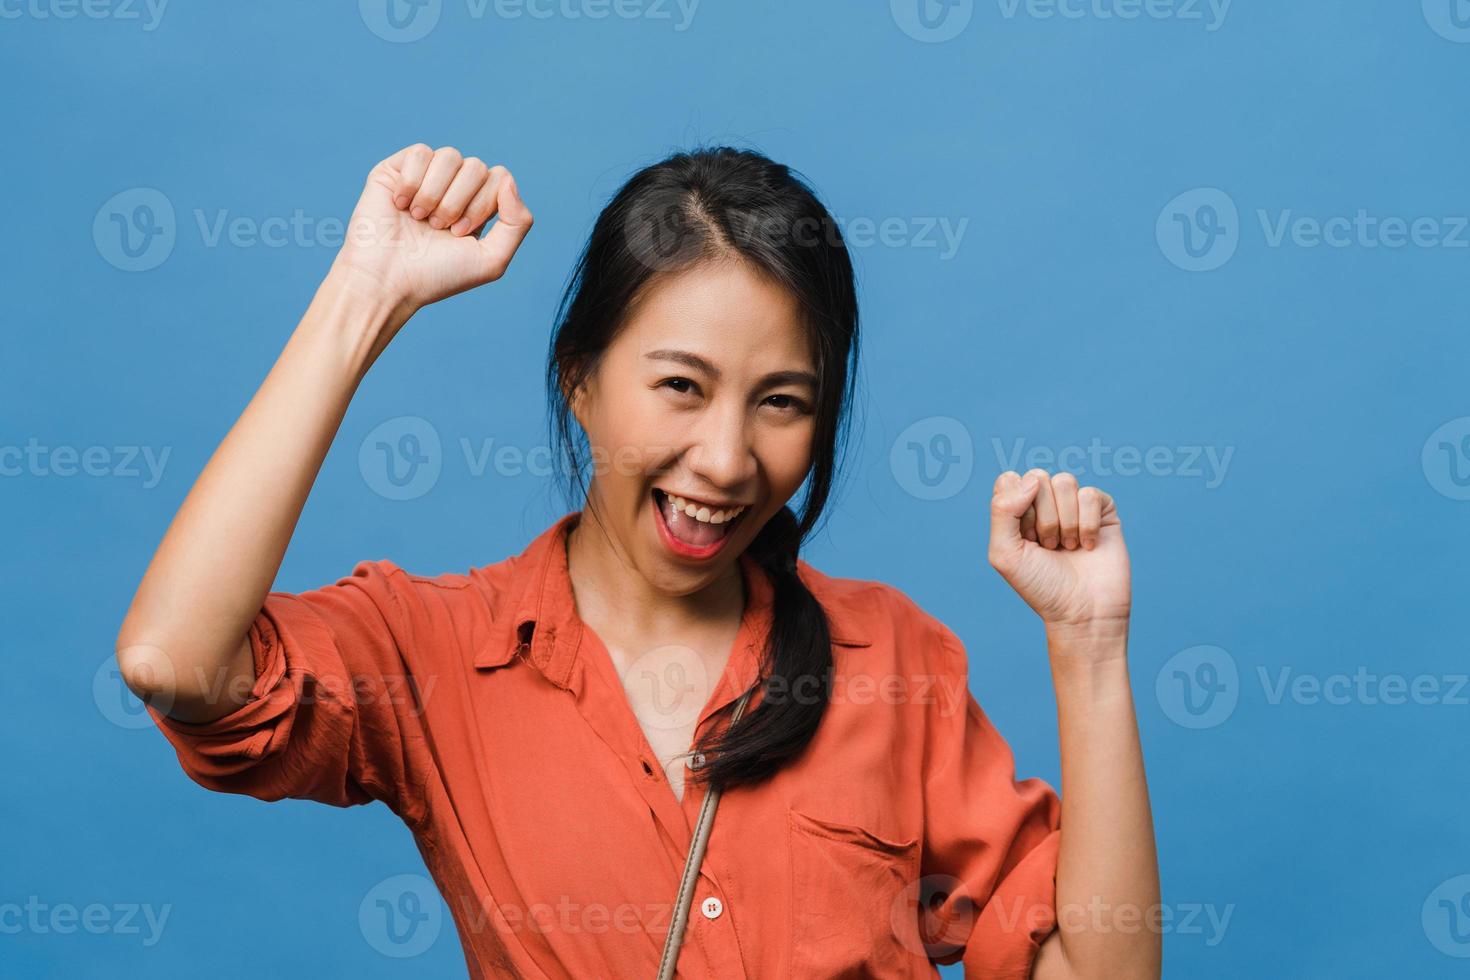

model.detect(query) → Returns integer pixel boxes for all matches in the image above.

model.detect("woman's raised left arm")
[987,468,1161,980]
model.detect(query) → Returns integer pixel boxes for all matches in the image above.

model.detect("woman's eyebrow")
[645,349,817,389]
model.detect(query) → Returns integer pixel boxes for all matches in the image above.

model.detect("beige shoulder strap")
[655,687,755,980]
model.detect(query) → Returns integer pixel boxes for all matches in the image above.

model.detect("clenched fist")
[988,469,1132,640]
[330,143,534,312]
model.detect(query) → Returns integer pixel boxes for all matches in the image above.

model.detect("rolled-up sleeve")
[145,560,432,827]
[920,623,1062,979]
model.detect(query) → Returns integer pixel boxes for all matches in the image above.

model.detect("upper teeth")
[665,492,746,525]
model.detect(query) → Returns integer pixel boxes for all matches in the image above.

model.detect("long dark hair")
[545,144,862,793]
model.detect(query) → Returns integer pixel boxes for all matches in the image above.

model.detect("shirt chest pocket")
[787,807,926,978]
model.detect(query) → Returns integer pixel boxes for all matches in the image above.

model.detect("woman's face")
[570,257,818,594]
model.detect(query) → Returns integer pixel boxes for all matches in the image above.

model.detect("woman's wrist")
[1044,615,1130,651]
[1047,640,1134,715]
[1045,620,1132,695]
[322,261,418,328]
[304,264,419,378]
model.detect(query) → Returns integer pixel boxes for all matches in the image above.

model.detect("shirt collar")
[474,510,869,686]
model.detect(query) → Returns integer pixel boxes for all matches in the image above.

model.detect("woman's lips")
[652,488,746,559]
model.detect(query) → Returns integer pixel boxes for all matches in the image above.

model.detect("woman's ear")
[564,376,587,431]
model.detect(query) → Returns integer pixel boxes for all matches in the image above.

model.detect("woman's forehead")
[616,263,813,369]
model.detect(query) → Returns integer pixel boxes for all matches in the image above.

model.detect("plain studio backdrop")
[2,1,1467,977]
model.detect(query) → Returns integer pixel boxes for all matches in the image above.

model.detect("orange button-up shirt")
[148,510,1061,978]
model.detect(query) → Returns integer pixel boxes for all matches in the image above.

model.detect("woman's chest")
[417,662,934,977]
[596,630,742,804]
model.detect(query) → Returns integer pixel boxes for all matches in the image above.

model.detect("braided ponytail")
[686,505,835,792]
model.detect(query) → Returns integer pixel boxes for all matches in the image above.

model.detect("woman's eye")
[658,379,807,414]
[765,394,810,414]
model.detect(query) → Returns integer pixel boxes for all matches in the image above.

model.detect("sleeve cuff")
[146,612,296,775]
[960,827,1062,979]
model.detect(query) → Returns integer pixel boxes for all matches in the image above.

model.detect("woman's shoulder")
[325,557,489,594]
[320,554,522,621]
[796,560,963,660]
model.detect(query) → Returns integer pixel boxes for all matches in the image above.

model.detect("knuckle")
[1024,467,1050,480]
[434,145,463,164]
[489,164,510,180]
[1052,471,1078,487]
[461,156,487,174]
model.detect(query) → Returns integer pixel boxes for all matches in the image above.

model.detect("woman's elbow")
[114,619,254,719]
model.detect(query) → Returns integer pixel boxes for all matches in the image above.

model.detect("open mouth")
[652,488,749,555]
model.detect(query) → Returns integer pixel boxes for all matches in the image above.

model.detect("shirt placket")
[671,644,760,980]
[674,560,774,979]
[568,624,757,979]
[526,526,770,978]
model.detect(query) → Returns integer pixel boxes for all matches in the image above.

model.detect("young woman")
[117,143,1160,979]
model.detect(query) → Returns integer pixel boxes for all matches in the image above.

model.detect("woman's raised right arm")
[116,143,533,723]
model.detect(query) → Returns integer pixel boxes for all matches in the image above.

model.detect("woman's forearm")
[116,269,407,722]
[114,142,532,724]
[1043,620,1162,980]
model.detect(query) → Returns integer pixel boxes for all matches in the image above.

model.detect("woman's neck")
[565,507,745,644]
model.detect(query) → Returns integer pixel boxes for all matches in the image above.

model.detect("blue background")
[3,1,1468,976]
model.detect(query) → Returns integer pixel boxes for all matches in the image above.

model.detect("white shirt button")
[700,896,723,919]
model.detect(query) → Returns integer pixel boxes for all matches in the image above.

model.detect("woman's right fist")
[330,143,534,312]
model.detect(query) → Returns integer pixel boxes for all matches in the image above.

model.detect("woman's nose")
[685,408,755,489]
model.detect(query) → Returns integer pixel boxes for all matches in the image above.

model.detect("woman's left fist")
[987,469,1132,633]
